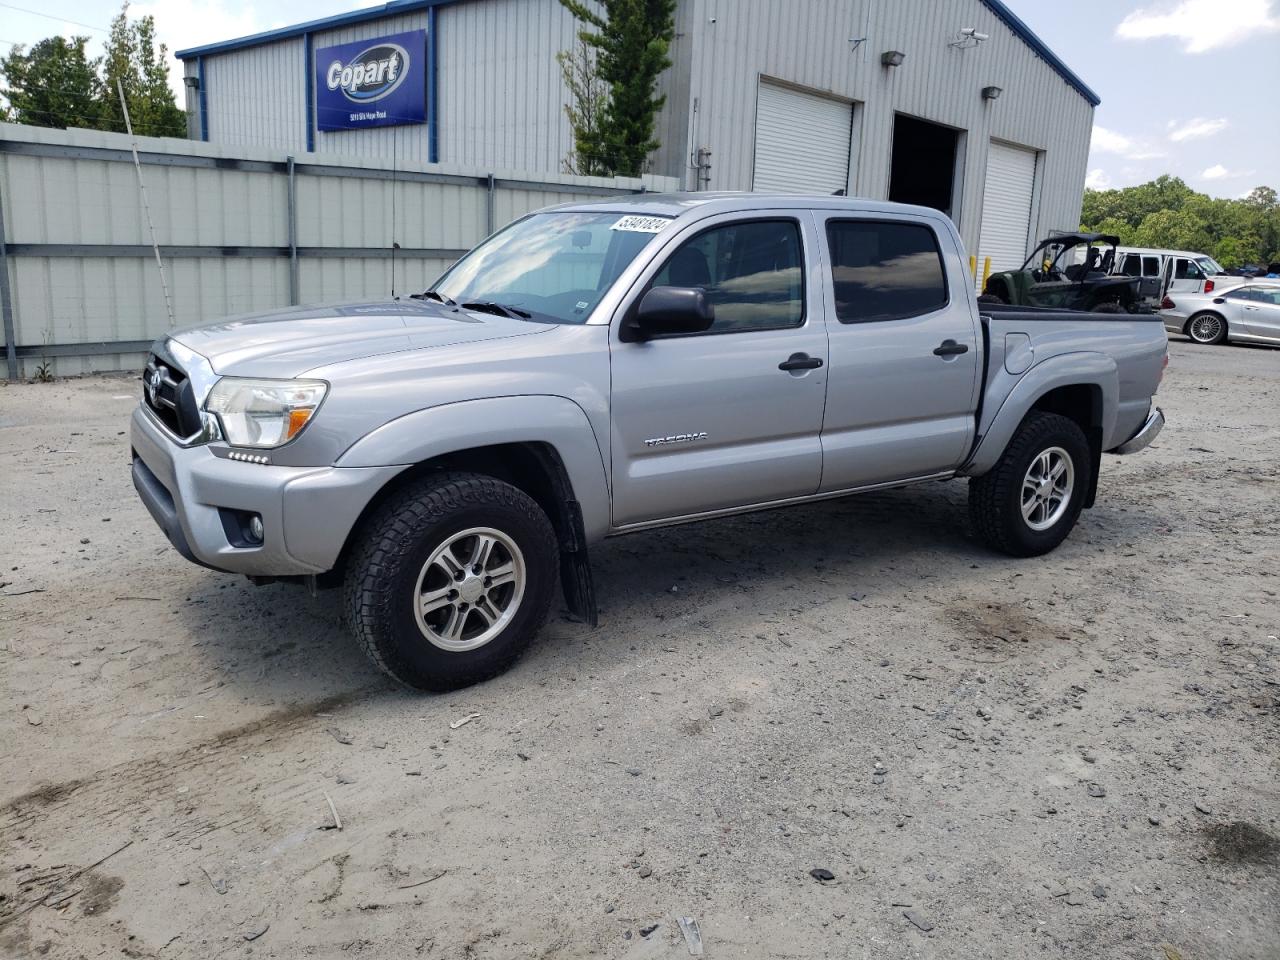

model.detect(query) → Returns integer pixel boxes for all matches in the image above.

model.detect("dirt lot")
[1,338,1277,960]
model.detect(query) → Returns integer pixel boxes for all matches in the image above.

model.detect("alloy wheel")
[1021,447,1075,532]
[413,527,526,652]
[1189,314,1223,344]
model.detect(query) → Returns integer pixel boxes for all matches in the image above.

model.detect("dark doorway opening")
[888,114,959,215]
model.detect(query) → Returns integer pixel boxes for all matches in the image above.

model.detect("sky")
[1,0,1277,197]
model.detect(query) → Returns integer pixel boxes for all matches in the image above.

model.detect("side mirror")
[622,286,715,341]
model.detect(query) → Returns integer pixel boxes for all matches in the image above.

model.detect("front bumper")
[1112,405,1165,455]
[130,406,403,576]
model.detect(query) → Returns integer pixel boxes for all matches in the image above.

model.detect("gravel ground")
[1,337,1277,960]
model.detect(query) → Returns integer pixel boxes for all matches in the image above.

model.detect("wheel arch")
[328,396,610,623]
[327,439,600,624]
[1029,384,1104,508]
[963,352,1118,491]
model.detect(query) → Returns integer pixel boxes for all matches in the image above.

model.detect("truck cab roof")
[551,191,951,223]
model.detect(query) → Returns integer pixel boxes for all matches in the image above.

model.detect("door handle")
[778,353,824,371]
[933,339,969,357]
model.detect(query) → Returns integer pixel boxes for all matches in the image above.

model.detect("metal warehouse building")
[178,0,1098,271]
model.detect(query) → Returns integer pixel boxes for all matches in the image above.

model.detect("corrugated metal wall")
[185,0,1093,262]
[438,0,572,171]
[677,0,1094,258]
[192,0,585,174]
[202,38,309,153]
[188,0,692,181]
[0,123,678,379]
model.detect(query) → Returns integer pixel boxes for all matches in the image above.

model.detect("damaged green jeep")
[983,232,1155,313]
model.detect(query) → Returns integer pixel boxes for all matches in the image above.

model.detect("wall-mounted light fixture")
[881,50,905,67]
[982,85,1003,101]
[183,75,201,90]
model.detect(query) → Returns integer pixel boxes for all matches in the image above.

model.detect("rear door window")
[1120,255,1141,277]
[825,220,949,323]
[1142,256,1161,277]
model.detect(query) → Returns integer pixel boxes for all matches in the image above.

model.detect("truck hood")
[169,299,551,379]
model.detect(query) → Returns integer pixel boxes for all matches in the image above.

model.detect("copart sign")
[315,30,427,131]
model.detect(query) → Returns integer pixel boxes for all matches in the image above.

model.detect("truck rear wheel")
[968,412,1091,557]
[343,472,558,691]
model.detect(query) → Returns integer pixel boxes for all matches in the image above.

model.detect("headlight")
[205,378,328,448]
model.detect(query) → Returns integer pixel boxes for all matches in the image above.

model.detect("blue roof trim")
[979,0,1101,106]
[176,0,453,59]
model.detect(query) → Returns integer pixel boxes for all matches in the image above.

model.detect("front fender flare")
[963,352,1118,477]
[336,395,612,542]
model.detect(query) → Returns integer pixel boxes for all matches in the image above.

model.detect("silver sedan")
[1161,281,1280,346]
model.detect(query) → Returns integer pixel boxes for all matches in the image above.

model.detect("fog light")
[248,515,264,544]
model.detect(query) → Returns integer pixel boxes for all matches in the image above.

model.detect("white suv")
[1115,247,1238,296]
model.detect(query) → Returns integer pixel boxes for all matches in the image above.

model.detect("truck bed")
[968,302,1167,472]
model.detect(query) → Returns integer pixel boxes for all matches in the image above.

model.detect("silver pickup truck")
[131,194,1167,690]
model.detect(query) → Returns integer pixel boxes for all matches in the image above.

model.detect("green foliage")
[0,36,102,129]
[1081,176,1280,268]
[99,3,186,138]
[0,3,184,138]
[559,0,677,177]
[556,38,610,176]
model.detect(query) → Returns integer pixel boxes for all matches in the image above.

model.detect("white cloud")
[1090,125,1166,161]
[1091,126,1133,154]
[1202,164,1255,180]
[1168,117,1229,142]
[132,1,268,100]
[1085,169,1112,190]
[138,0,385,100]
[1117,0,1280,53]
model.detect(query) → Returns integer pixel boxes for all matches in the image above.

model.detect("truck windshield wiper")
[412,290,456,306]
[459,300,532,319]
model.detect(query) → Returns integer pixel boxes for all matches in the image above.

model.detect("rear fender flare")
[962,352,1118,476]
[337,395,611,542]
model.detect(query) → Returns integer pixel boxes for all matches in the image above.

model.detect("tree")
[557,37,610,176]
[99,2,186,138]
[558,0,677,177]
[0,36,102,129]
[1081,175,1280,268]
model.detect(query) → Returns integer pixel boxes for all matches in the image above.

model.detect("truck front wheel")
[343,472,558,691]
[968,412,1092,557]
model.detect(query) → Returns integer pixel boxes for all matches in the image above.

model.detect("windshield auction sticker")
[610,215,670,233]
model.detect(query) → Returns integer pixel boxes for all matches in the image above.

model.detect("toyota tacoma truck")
[131,194,1167,691]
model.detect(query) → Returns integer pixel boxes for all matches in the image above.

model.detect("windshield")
[1197,256,1225,276]
[430,211,673,324]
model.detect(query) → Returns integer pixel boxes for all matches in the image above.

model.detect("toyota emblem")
[146,365,167,406]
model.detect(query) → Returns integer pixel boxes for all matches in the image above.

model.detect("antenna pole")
[390,124,397,298]
[117,79,175,328]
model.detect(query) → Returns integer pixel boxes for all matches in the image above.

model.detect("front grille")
[143,347,202,439]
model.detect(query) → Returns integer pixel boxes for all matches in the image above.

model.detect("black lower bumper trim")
[131,454,212,570]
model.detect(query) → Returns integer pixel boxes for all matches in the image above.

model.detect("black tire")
[343,472,558,691]
[1185,311,1227,345]
[1090,301,1125,313]
[968,411,1092,557]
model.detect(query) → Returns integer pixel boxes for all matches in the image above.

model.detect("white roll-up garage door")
[752,80,852,194]
[978,141,1038,272]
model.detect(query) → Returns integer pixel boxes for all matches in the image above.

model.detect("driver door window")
[1175,258,1204,280]
[650,219,804,334]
